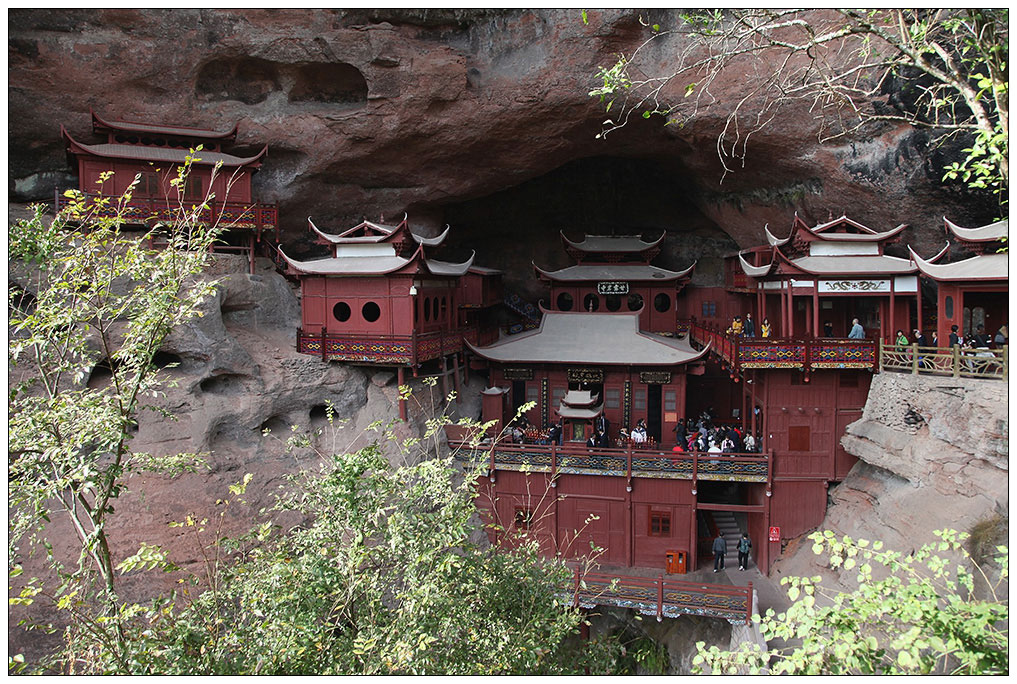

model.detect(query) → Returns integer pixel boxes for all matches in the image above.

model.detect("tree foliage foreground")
[8,176,619,674]
[693,529,1008,675]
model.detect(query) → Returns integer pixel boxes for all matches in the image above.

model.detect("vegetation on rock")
[692,529,1008,675]
[589,9,1008,212]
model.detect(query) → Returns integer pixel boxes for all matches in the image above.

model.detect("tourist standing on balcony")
[896,330,909,347]
[713,532,727,572]
[743,432,756,453]
[823,320,834,337]
[914,329,927,347]
[738,534,752,571]
[760,318,772,338]
[743,313,755,337]
[673,418,687,446]
[972,325,992,348]
[848,318,865,339]
[594,413,609,438]
[949,324,961,347]
[994,325,1008,347]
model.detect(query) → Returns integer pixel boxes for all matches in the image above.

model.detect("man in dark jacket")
[712,532,727,572]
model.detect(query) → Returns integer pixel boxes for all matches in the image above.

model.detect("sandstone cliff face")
[9,8,995,297]
[8,255,461,658]
[774,372,1008,582]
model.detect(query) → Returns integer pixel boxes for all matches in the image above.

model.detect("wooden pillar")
[248,233,256,274]
[750,370,758,437]
[397,366,408,421]
[812,281,820,338]
[916,278,923,336]
[889,280,896,343]
[440,355,450,399]
[786,284,795,338]
[452,352,462,400]
[879,298,886,343]
[320,326,328,361]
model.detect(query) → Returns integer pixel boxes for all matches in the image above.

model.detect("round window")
[583,293,600,312]
[628,293,644,311]
[362,301,381,323]
[557,292,574,311]
[654,293,671,313]
[333,301,352,322]
[605,295,621,311]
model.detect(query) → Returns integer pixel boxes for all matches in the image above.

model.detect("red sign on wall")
[768,526,780,542]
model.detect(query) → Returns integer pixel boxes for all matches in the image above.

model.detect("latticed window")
[702,301,717,318]
[634,388,646,411]
[649,511,671,536]
[605,388,621,409]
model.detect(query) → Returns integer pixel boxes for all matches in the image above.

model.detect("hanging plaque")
[639,371,672,384]
[597,281,629,295]
[503,368,534,381]
[567,367,604,383]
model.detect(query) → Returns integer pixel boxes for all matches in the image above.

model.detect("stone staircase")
[712,510,744,568]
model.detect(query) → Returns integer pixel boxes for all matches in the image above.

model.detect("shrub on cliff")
[692,529,1008,675]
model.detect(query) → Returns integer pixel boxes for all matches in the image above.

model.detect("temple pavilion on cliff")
[909,217,1009,345]
[282,215,501,418]
[734,214,944,340]
[59,112,277,273]
[451,227,881,575]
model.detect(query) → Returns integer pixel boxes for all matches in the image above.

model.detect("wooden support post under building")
[452,353,462,400]
[440,355,450,399]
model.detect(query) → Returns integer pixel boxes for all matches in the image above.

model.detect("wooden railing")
[682,319,879,372]
[297,327,471,365]
[569,568,752,624]
[447,436,772,485]
[55,190,278,236]
[880,342,1008,380]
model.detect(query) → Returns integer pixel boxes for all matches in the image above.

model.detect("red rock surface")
[9,8,996,292]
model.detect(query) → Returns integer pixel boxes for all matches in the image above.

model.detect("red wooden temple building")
[450,228,881,576]
[283,215,502,416]
[733,214,943,340]
[909,217,1009,345]
[59,112,278,272]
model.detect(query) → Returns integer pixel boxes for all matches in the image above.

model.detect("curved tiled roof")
[63,128,266,167]
[943,217,1009,244]
[561,232,665,253]
[534,262,695,282]
[91,111,238,141]
[466,310,709,365]
[909,247,1008,282]
[278,245,473,277]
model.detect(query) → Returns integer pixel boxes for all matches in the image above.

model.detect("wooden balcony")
[447,436,772,485]
[880,342,1008,380]
[568,568,752,624]
[55,190,278,237]
[297,327,469,365]
[684,319,878,372]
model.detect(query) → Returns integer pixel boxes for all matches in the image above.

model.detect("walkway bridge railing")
[681,318,879,373]
[880,342,1008,380]
[568,568,752,624]
[446,432,771,485]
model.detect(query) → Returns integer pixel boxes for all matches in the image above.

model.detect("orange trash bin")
[666,550,688,574]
